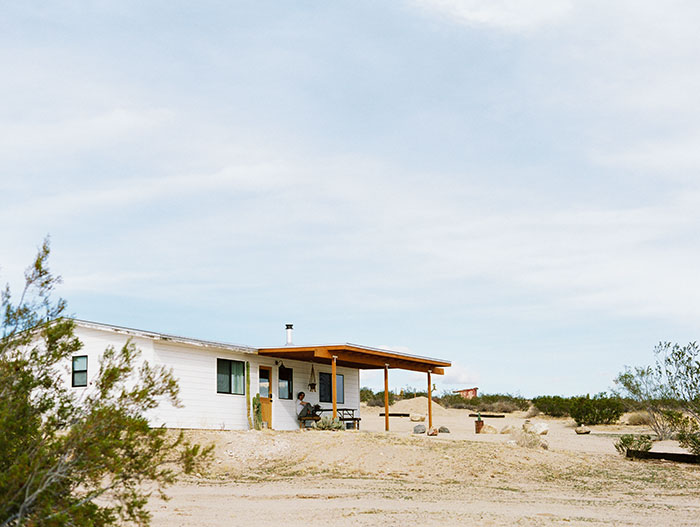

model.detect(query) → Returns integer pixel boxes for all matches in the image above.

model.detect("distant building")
[453,387,478,399]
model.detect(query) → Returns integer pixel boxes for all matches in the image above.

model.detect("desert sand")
[148,403,700,526]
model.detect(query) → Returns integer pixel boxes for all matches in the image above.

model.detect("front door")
[259,366,272,429]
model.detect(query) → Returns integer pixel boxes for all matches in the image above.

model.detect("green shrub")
[437,393,529,413]
[569,393,625,425]
[615,434,653,455]
[252,394,262,430]
[367,390,396,407]
[360,387,375,402]
[314,416,344,430]
[532,395,571,417]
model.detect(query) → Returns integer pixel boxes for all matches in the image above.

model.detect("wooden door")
[259,366,272,429]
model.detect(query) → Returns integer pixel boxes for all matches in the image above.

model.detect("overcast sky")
[3,1,700,396]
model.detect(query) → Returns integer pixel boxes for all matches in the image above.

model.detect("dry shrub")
[625,411,651,426]
[511,430,548,450]
[525,405,541,418]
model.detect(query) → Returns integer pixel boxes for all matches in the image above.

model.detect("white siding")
[66,327,154,397]
[63,325,362,431]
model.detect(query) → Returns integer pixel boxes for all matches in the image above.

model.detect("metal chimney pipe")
[285,324,293,345]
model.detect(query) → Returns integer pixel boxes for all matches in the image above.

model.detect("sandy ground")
[148,403,700,526]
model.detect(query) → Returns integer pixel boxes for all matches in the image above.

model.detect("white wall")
[66,326,154,399]
[64,325,361,431]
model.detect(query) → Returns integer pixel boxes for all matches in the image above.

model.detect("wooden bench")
[298,416,321,429]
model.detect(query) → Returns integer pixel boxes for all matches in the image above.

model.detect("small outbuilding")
[453,387,478,399]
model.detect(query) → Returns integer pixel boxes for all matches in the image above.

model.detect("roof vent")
[285,324,293,346]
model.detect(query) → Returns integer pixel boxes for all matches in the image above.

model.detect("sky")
[2,1,700,397]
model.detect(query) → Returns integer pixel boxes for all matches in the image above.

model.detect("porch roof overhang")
[257,343,451,375]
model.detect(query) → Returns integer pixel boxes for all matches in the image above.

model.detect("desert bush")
[532,395,571,417]
[615,434,653,456]
[313,416,344,430]
[615,365,678,440]
[0,239,212,527]
[367,390,396,407]
[360,386,375,402]
[624,411,651,426]
[525,405,541,418]
[569,393,625,425]
[437,393,529,413]
[399,387,427,399]
[655,342,700,453]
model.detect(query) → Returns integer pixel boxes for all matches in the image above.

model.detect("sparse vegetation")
[624,411,651,426]
[0,239,212,527]
[568,393,625,425]
[437,393,529,413]
[615,434,653,456]
[313,416,344,430]
[532,395,571,417]
[366,390,396,407]
[615,364,678,439]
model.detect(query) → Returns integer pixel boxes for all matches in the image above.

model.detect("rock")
[438,426,450,433]
[480,424,498,434]
[410,413,426,422]
[413,424,426,434]
[427,427,439,436]
[523,422,549,435]
[500,425,516,434]
[532,423,549,435]
[575,426,591,435]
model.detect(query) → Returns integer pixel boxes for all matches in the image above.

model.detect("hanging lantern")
[308,363,317,392]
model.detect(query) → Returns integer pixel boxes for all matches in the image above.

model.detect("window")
[72,355,88,387]
[278,366,293,400]
[319,372,344,404]
[217,359,245,395]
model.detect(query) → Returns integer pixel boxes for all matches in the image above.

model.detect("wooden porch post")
[332,355,337,419]
[427,370,433,430]
[384,364,390,431]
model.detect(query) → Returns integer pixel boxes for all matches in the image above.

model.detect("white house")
[66,320,451,431]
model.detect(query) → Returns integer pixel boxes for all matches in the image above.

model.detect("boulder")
[480,424,498,434]
[500,425,516,434]
[427,427,439,436]
[575,426,591,435]
[438,426,450,433]
[523,422,549,435]
[413,424,426,434]
[410,413,426,422]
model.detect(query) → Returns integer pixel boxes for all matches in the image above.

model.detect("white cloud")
[440,364,480,387]
[412,0,573,31]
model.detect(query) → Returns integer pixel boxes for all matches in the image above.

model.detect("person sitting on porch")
[296,391,320,420]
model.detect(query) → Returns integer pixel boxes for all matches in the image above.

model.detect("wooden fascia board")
[328,344,451,368]
[314,348,445,374]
